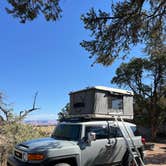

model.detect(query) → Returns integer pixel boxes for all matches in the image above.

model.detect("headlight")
[28,154,45,161]
[22,152,28,161]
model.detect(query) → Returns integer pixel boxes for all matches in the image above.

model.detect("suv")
[7,120,144,166]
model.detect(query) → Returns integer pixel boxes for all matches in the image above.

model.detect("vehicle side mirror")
[88,132,96,144]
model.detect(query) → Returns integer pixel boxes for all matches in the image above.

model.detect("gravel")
[145,142,166,166]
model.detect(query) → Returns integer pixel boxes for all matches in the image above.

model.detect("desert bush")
[34,125,55,136]
[0,121,47,166]
[0,93,44,166]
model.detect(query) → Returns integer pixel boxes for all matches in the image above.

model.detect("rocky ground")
[145,142,166,166]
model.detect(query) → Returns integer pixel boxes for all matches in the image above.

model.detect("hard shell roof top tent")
[69,86,134,120]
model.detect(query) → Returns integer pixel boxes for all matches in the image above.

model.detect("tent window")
[73,102,85,108]
[108,95,123,109]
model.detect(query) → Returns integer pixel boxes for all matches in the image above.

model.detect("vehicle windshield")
[51,124,81,141]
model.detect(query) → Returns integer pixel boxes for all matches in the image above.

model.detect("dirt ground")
[145,142,166,166]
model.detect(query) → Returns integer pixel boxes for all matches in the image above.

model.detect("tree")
[5,0,62,23]
[58,103,70,121]
[0,92,43,166]
[81,0,166,66]
[111,46,166,139]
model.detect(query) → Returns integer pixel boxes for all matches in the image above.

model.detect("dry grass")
[33,125,55,136]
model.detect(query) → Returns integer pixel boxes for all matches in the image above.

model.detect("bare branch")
[19,92,40,120]
[0,105,10,121]
[33,92,38,110]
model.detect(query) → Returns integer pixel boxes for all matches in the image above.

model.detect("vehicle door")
[106,125,127,163]
[80,124,117,166]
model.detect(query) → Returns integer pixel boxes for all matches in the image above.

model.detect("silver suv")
[7,120,144,166]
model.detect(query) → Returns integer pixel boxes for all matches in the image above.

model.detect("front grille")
[14,149,23,161]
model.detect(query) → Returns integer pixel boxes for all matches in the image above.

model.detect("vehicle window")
[85,125,108,139]
[52,124,81,141]
[116,127,123,137]
[109,126,123,137]
[130,126,140,136]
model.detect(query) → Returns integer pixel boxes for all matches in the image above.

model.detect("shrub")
[0,93,45,166]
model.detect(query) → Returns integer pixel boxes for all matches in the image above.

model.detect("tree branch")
[19,92,40,120]
[0,105,10,121]
[147,0,166,19]
[91,0,165,23]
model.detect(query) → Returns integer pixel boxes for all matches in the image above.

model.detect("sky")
[0,0,144,120]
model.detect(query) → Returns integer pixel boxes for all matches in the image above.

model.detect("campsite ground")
[145,142,166,166]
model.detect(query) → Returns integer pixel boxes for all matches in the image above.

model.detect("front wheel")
[128,155,138,166]
[122,152,143,166]
[54,163,71,166]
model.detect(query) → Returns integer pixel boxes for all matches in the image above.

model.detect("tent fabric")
[69,87,133,119]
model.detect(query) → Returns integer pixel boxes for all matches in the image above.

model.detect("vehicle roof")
[70,86,134,96]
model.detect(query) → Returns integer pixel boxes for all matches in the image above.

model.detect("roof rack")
[59,115,133,123]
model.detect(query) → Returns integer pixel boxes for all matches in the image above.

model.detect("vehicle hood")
[16,137,77,152]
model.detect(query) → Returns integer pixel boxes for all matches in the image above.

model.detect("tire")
[54,163,71,166]
[122,151,143,166]
[122,153,136,166]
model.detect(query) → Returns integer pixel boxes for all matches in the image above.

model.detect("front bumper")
[7,155,41,166]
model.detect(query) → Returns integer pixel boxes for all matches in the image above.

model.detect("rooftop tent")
[69,86,134,120]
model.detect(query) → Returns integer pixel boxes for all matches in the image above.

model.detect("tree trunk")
[151,117,158,140]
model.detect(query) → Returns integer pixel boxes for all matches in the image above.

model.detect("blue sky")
[0,0,144,120]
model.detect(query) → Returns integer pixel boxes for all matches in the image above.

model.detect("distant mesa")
[25,120,57,126]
